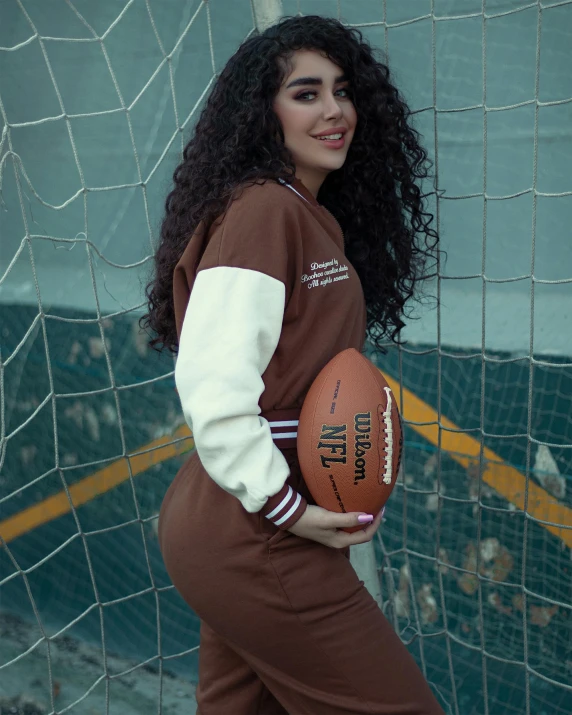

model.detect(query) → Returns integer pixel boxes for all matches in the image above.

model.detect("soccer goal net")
[1,1,571,714]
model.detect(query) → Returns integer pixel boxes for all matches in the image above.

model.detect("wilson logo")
[353,412,371,485]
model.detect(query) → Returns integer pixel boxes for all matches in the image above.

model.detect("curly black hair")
[141,14,439,355]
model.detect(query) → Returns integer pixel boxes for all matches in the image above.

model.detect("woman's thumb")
[331,512,374,528]
[331,512,375,535]
[337,511,375,529]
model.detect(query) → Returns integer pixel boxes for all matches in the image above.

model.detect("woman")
[142,14,443,715]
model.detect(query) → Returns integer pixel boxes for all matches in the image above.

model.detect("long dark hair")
[141,15,439,354]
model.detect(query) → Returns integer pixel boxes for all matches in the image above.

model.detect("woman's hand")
[287,504,384,549]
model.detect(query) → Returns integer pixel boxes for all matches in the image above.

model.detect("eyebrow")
[285,74,349,89]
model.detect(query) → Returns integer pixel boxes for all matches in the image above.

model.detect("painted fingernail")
[358,514,374,523]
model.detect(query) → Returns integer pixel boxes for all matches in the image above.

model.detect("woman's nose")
[322,94,343,119]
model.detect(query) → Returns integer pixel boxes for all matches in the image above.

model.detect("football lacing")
[381,387,394,485]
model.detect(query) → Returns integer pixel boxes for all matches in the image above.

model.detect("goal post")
[253,0,383,603]
[252,0,283,32]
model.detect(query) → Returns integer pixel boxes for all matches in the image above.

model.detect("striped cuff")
[260,483,308,531]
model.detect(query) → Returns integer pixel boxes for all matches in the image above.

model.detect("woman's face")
[273,49,357,196]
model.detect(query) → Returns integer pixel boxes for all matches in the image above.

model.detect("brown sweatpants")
[158,448,445,715]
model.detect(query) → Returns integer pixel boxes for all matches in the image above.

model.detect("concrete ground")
[0,612,198,715]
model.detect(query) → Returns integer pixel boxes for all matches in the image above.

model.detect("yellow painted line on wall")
[1,371,570,549]
[0,425,193,544]
[382,372,572,549]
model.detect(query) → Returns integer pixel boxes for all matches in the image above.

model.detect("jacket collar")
[278,176,320,207]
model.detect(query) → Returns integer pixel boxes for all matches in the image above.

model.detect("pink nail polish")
[358,514,374,523]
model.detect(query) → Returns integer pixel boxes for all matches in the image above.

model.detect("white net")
[1,1,571,713]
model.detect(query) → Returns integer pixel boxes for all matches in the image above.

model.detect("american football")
[297,348,403,533]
